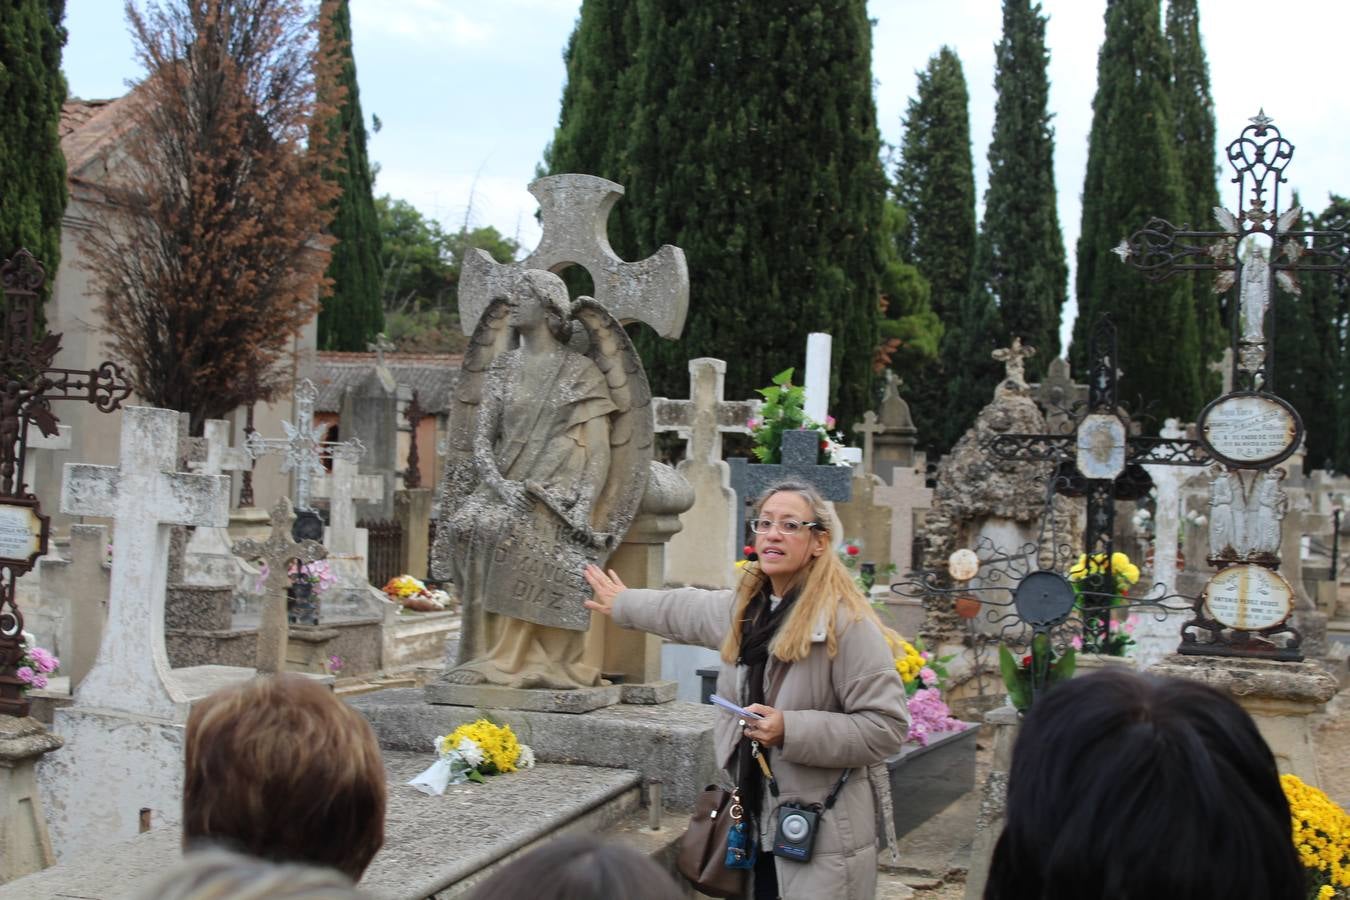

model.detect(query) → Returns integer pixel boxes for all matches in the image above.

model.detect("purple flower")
[919,667,938,686]
[15,666,35,685]
[32,673,48,690]
[30,647,58,674]
[327,654,345,673]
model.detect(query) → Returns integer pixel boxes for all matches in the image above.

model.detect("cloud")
[351,1,492,47]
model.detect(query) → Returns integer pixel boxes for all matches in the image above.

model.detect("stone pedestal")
[585,462,694,687]
[394,488,434,581]
[286,624,341,674]
[0,716,63,883]
[1149,653,1338,787]
[226,506,272,545]
[964,704,1020,900]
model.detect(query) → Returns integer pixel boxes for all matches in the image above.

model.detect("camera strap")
[753,741,851,808]
[822,767,851,811]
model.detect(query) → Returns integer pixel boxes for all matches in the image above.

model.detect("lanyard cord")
[752,740,850,806]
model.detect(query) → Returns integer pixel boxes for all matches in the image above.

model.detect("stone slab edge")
[423,681,622,713]
[1151,653,1338,704]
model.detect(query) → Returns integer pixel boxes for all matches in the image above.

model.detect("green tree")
[575,0,887,428]
[977,0,1066,378]
[877,199,941,374]
[316,0,384,351]
[1166,0,1223,376]
[894,47,979,454]
[1073,0,1203,419]
[0,0,68,302]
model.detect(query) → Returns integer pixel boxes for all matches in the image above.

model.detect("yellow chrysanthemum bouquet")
[1067,551,1140,657]
[1283,774,1349,899]
[407,718,536,795]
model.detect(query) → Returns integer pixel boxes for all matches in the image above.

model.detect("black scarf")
[734,585,798,823]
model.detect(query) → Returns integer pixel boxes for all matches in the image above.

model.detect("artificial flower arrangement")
[382,574,452,612]
[1067,551,1139,657]
[15,631,59,693]
[892,635,966,746]
[254,559,337,596]
[407,718,536,796]
[1283,773,1349,899]
[999,632,1076,712]
[836,538,897,593]
[747,368,851,467]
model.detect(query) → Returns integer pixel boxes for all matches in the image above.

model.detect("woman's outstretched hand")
[583,564,627,616]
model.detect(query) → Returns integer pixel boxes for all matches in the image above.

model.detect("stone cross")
[192,420,251,483]
[367,333,395,368]
[59,406,229,720]
[312,455,383,555]
[874,465,933,576]
[657,359,759,587]
[653,358,760,466]
[231,497,327,675]
[853,411,885,475]
[993,337,1036,390]
[458,173,689,337]
[245,379,365,512]
[728,429,852,553]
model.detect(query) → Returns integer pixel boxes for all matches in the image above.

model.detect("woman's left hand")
[743,704,784,748]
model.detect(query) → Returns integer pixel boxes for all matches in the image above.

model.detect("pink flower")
[29,647,58,674]
[32,673,48,690]
[1123,614,1138,634]
[747,417,760,429]
[15,666,35,685]
[825,415,836,428]
[919,667,938,686]
[1070,635,1084,650]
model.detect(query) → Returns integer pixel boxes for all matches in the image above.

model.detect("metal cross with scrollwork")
[244,378,365,513]
[1114,110,1350,392]
[0,249,132,716]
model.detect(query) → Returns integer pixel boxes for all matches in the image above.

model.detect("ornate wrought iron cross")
[244,378,364,513]
[987,319,1208,649]
[0,249,132,716]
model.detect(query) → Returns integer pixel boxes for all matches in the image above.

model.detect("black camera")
[773,802,821,862]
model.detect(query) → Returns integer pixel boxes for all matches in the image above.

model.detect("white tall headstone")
[313,455,383,556]
[1136,419,1198,667]
[184,419,253,587]
[803,332,832,426]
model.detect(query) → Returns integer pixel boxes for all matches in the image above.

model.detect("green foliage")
[317,0,384,351]
[747,368,845,466]
[546,0,885,431]
[894,47,980,458]
[1073,0,1204,419]
[1166,0,1224,381]
[999,634,1075,712]
[878,199,942,372]
[0,0,69,306]
[977,0,1067,378]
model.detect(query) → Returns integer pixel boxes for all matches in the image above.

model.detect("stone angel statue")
[431,269,651,689]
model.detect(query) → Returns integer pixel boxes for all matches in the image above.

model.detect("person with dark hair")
[585,481,909,900]
[986,668,1304,900]
[180,674,386,882]
[465,835,685,900]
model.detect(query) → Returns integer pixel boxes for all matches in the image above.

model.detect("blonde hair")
[720,482,900,663]
[183,674,386,880]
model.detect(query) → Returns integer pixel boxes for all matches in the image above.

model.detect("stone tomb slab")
[352,687,718,810]
[424,680,621,714]
[0,759,639,900]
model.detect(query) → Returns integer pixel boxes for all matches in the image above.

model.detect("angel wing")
[429,297,513,579]
[571,296,653,547]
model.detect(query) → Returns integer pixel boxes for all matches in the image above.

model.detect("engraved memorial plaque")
[0,497,49,569]
[1202,564,1293,631]
[1198,392,1301,468]
[1076,414,1127,480]
[948,549,980,582]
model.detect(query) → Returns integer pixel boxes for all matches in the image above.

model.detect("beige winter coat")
[613,586,910,900]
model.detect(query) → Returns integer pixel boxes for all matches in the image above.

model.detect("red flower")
[1022,655,1033,668]
[743,545,754,557]
[846,545,860,556]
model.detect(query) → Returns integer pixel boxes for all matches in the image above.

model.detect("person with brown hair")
[134,848,372,899]
[180,674,386,882]
[584,481,909,900]
[464,835,685,900]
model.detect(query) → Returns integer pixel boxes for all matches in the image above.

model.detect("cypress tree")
[614,0,884,428]
[316,0,384,351]
[977,0,1066,379]
[1073,0,1203,419]
[894,48,979,454]
[0,0,68,300]
[1166,0,1223,376]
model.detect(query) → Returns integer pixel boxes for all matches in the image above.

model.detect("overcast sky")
[63,0,1350,352]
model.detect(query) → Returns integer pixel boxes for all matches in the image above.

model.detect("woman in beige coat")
[584,481,910,900]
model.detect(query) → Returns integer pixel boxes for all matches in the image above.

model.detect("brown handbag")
[676,785,749,899]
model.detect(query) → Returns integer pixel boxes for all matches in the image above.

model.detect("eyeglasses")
[748,518,819,536]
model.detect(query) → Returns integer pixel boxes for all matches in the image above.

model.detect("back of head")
[183,674,386,880]
[134,849,369,900]
[464,835,685,900]
[985,668,1303,900]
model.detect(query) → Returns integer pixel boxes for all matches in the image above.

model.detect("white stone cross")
[245,379,365,511]
[853,411,885,475]
[312,455,383,555]
[653,358,760,466]
[874,465,933,576]
[59,406,230,719]
[192,419,251,481]
[366,333,395,368]
[804,333,832,426]
[993,337,1036,388]
[231,497,327,674]
[458,174,689,337]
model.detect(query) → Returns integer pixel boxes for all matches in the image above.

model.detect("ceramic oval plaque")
[1198,392,1300,467]
[1202,564,1293,631]
[947,549,980,582]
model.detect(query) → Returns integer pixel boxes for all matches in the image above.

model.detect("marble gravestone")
[727,428,853,553]
[183,419,252,589]
[38,406,254,858]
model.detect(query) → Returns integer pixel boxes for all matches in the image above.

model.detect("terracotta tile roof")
[313,352,463,415]
[61,96,136,176]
